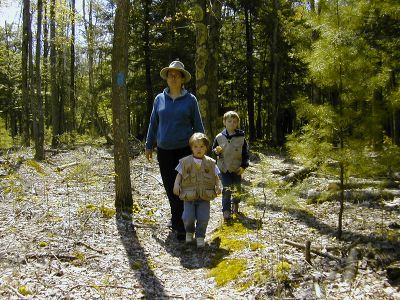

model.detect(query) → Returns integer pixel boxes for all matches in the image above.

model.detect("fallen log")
[284,239,341,262]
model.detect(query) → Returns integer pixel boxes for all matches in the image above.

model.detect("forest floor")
[0,143,400,299]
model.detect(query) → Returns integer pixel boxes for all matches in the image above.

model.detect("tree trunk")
[33,0,45,160]
[50,0,60,147]
[206,0,221,139]
[194,0,209,135]
[112,0,133,215]
[338,163,344,239]
[22,0,31,146]
[70,0,76,131]
[142,0,153,138]
[245,6,255,142]
[43,0,50,128]
[4,24,18,137]
[271,0,280,146]
[83,0,96,133]
[194,0,221,139]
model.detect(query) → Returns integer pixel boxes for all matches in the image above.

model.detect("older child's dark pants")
[157,146,191,235]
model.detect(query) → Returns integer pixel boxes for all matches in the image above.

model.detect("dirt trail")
[0,145,399,299]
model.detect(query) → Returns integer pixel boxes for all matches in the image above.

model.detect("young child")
[212,111,249,221]
[173,133,221,248]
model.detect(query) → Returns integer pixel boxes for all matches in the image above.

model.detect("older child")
[212,111,249,221]
[173,133,221,248]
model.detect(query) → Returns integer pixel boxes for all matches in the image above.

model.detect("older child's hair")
[223,111,240,121]
[189,132,210,148]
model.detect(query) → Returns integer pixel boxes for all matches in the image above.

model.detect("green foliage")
[0,118,13,148]
[64,162,97,183]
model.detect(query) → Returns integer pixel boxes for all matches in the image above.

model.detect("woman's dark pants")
[157,146,191,236]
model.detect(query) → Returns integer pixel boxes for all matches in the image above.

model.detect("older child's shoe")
[185,232,194,243]
[232,203,239,214]
[196,237,205,248]
[223,210,231,222]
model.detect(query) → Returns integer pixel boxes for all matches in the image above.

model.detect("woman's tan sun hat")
[160,60,191,83]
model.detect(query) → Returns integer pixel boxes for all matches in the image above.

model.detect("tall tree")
[193,0,221,139]
[112,0,133,215]
[33,0,45,160]
[70,0,76,131]
[244,3,255,142]
[270,0,280,146]
[142,0,153,137]
[22,0,31,146]
[50,0,60,146]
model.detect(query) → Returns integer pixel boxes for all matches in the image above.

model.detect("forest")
[0,0,400,299]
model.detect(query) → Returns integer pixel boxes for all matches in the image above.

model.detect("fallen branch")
[25,253,77,262]
[6,285,28,300]
[284,239,341,261]
[342,247,361,282]
[75,241,106,254]
[55,162,79,172]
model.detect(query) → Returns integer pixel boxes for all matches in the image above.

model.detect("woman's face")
[167,70,184,89]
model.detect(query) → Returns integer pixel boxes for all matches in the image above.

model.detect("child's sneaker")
[185,232,194,243]
[223,210,231,222]
[196,237,205,248]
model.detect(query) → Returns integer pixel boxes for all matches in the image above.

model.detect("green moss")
[253,269,271,285]
[214,221,249,237]
[249,242,264,251]
[18,286,32,296]
[131,261,143,270]
[99,205,115,219]
[274,261,291,283]
[132,202,141,214]
[79,203,115,219]
[208,259,246,286]
[25,159,46,175]
[38,241,48,247]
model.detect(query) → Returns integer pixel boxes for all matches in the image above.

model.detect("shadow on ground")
[116,216,168,299]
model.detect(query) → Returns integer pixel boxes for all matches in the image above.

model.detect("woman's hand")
[236,167,244,175]
[215,185,222,195]
[145,149,153,161]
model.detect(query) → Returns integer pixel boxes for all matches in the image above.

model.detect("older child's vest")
[179,155,217,201]
[216,134,244,173]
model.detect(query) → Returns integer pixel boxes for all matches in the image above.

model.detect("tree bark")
[206,0,221,139]
[50,0,60,147]
[22,0,31,146]
[142,0,153,138]
[83,0,96,133]
[271,0,280,146]
[112,0,133,215]
[194,0,209,134]
[194,0,221,139]
[33,0,45,160]
[245,6,255,142]
[70,0,76,131]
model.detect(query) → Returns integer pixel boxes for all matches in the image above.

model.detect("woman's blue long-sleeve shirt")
[145,88,205,150]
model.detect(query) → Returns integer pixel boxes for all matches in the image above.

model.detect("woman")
[145,60,205,241]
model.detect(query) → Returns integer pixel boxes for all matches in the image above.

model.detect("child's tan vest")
[216,134,244,173]
[179,155,217,201]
